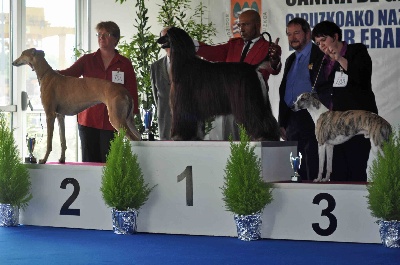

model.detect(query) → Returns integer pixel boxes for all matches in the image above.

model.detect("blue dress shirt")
[284,41,313,107]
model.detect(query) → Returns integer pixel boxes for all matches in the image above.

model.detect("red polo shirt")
[59,49,138,130]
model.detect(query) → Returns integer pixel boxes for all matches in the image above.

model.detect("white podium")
[21,141,380,243]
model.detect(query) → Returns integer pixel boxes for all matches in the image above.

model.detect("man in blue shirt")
[278,17,324,181]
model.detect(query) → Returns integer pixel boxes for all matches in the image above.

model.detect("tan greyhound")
[12,48,141,164]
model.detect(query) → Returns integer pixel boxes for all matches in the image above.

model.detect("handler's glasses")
[96,33,112,38]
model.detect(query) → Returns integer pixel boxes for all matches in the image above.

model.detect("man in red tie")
[196,9,281,140]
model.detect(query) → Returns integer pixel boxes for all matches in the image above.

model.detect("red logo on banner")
[230,0,262,37]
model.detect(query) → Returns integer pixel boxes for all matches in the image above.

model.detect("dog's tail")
[125,97,141,141]
[375,119,393,149]
[126,97,133,120]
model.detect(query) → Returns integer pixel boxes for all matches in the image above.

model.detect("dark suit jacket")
[278,43,325,129]
[315,43,378,114]
[151,56,171,140]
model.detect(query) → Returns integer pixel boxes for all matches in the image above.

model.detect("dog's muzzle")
[157,35,170,49]
[290,104,300,112]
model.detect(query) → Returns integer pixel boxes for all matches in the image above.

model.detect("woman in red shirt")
[59,21,139,162]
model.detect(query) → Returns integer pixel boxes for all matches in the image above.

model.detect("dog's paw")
[38,159,47,164]
[321,178,330,182]
[313,178,322,182]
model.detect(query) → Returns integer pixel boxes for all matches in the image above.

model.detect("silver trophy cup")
[290,152,302,182]
[25,135,37,163]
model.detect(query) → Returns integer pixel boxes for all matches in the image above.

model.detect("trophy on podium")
[140,106,154,141]
[290,152,302,182]
[25,134,37,163]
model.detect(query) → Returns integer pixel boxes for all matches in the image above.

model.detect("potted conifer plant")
[101,128,156,235]
[221,125,273,241]
[366,126,400,248]
[0,113,32,227]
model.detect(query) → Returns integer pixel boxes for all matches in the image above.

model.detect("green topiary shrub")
[366,126,400,221]
[101,128,156,211]
[221,125,273,216]
[0,113,32,209]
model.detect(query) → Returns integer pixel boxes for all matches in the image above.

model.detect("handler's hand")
[269,38,281,69]
[269,38,281,59]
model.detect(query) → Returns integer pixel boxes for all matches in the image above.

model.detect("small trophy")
[140,106,154,141]
[25,134,37,163]
[290,152,302,182]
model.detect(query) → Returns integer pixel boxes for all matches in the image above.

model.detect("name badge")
[333,70,348,87]
[112,70,124,84]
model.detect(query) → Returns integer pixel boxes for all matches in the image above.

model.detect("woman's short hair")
[312,20,342,42]
[96,21,121,44]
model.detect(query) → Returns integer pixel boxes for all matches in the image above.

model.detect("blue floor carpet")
[0,226,399,265]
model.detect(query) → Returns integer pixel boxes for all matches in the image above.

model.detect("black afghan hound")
[160,27,280,141]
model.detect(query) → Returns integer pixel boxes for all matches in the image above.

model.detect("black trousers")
[285,109,319,181]
[78,124,116,163]
[330,135,370,182]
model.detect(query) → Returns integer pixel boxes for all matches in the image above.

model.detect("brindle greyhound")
[12,48,141,164]
[292,92,392,182]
